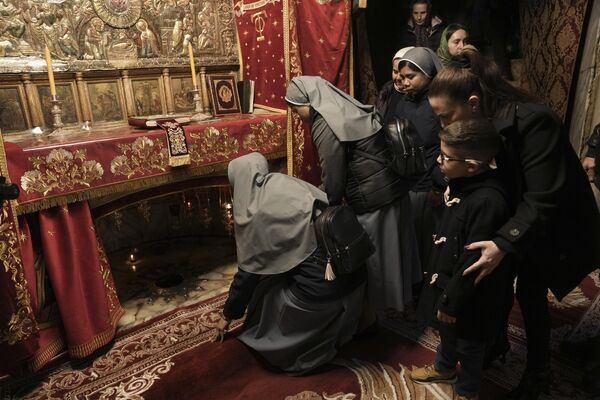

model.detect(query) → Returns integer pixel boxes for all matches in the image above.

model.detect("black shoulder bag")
[314,205,375,280]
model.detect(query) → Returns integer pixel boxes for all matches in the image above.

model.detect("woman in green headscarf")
[437,23,469,66]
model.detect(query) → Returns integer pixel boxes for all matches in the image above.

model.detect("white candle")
[44,46,57,97]
[188,43,198,88]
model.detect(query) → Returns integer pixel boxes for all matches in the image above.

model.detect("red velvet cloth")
[5,114,286,212]
[286,0,352,184]
[39,201,123,359]
[0,210,39,376]
[234,1,287,110]
[0,114,286,375]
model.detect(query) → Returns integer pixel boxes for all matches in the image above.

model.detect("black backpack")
[354,117,427,179]
[314,205,375,280]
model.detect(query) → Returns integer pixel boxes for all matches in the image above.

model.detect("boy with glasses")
[409,119,513,400]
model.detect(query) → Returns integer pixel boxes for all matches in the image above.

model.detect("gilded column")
[121,70,135,116]
[199,67,209,113]
[75,72,92,123]
[162,68,174,114]
[21,73,40,128]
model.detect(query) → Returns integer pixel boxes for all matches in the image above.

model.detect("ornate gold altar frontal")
[0,0,240,134]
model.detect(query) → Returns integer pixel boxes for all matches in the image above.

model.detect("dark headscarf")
[228,152,328,275]
[285,76,382,142]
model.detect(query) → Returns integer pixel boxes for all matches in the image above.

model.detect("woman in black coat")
[427,48,600,400]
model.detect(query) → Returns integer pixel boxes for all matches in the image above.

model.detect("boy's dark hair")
[440,118,502,164]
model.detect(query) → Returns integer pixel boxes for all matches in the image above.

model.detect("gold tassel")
[324,258,336,281]
[168,154,191,167]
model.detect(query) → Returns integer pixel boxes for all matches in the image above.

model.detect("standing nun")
[285,76,421,315]
[214,152,367,374]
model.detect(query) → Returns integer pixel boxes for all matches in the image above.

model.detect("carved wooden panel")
[0,0,239,72]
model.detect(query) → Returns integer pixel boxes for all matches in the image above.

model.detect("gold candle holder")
[48,95,67,137]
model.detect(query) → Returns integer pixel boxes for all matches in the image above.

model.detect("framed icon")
[131,78,166,116]
[87,80,126,124]
[207,74,241,116]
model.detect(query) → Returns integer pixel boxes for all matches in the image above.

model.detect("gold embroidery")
[291,112,306,178]
[96,235,119,314]
[189,127,239,163]
[110,137,168,178]
[20,148,104,196]
[137,201,152,223]
[243,119,285,153]
[251,11,267,41]
[233,0,281,16]
[0,207,37,345]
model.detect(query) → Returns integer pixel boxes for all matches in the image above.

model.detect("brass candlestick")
[48,95,67,136]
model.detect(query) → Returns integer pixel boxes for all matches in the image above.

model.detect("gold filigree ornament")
[233,0,281,17]
[92,0,143,29]
[110,137,168,178]
[21,149,104,196]
[0,207,37,345]
[189,127,239,163]
[243,119,285,153]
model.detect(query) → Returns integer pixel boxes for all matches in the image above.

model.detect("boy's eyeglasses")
[439,151,497,169]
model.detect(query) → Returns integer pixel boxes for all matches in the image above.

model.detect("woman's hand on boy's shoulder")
[462,241,507,285]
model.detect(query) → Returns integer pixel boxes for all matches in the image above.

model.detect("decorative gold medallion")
[92,0,143,29]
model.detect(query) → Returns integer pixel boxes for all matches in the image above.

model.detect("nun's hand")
[436,310,456,324]
[213,316,231,343]
[583,157,596,182]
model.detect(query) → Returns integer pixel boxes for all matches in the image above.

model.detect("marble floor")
[108,236,238,331]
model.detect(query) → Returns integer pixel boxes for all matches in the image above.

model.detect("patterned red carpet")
[1,274,598,399]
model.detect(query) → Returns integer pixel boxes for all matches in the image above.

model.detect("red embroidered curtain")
[286,0,352,186]
[234,0,353,185]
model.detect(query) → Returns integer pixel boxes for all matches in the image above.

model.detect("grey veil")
[399,47,443,78]
[228,152,328,275]
[285,76,382,142]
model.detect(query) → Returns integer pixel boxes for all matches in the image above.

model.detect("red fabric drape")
[286,0,352,184]
[0,209,39,376]
[234,0,287,110]
[38,201,123,359]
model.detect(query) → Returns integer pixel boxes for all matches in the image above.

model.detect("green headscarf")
[437,25,453,66]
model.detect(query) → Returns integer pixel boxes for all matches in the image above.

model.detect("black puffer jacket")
[311,112,410,215]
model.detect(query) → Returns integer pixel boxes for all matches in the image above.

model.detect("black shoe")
[505,367,551,400]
